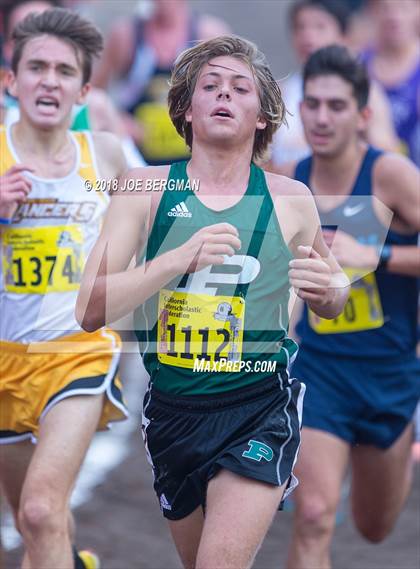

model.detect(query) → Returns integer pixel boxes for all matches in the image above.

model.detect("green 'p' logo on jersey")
[242,440,274,462]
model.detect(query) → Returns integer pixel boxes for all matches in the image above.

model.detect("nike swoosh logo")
[343,203,365,217]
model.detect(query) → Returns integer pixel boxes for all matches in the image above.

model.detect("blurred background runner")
[92,0,230,165]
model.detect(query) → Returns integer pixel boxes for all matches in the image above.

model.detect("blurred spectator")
[341,0,372,54]
[361,0,419,166]
[0,0,145,167]
[93,0,230,165]
[268,0,398,168]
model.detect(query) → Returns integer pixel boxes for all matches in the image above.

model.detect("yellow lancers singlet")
[0,125,128,443]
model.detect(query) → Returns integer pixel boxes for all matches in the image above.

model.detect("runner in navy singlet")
[276,45,419,569]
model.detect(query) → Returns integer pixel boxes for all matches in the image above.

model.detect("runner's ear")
[5,70,17,98]
[256,114,266,131]
[185,105,193,123]
[76,82,91,106]
[357,105,371,132]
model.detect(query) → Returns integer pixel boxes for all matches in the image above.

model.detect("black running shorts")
[142,374,305,520]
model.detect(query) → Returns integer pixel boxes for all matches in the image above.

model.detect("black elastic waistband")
[150,373,286,412]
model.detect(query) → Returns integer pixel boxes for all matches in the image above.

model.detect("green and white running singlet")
[135,161,298,395]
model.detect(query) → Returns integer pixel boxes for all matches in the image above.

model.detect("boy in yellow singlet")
[0,8,128,568]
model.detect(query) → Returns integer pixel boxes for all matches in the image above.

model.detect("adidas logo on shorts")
[160,493,172,511]
[167,202,192,218]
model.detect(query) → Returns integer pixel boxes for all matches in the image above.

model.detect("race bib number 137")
[2,225,84,294]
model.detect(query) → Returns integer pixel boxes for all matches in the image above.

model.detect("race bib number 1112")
[157,289,245,370]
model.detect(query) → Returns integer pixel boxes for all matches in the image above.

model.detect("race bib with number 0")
[309,269,384,333]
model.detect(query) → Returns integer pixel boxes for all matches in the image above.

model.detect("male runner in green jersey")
[77,35,348,569]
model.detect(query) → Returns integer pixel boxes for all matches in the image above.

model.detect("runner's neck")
[11,120,75,177]
[13,119,71,158]
[377,38,419,63]
[373,41,419,84]
[187,148,252,196]
[310,142,367,196]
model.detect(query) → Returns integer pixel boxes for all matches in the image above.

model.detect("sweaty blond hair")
[168,35,286,160]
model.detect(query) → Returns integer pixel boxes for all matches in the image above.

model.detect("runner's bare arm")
[373,154,420,276]
[367,82,400,153]
[269,175,349,319]
[76,169,241,331]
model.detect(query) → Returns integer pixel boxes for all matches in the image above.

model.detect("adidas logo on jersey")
[160,493,172,511]
[167,202,192,218]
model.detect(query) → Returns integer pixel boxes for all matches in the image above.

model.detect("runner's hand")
[289,245,333,305]
[0,164,33,205]
[173,222,241,273]
[323,229,378,269]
